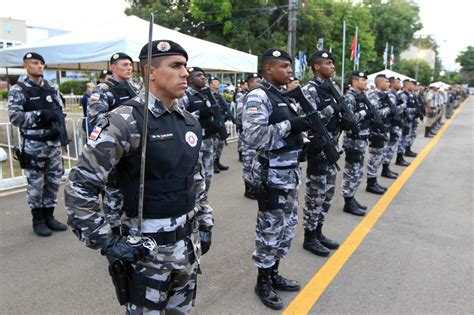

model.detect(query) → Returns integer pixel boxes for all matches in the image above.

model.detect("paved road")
[0,97,472,314]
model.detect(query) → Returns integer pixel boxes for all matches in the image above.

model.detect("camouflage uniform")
[302,77,340,229]
[211,90,231,164]
[65,90,213,314]
[382,89,404,164]
[87,79,140,229]
[242,80,302,269]
[397,89,417,152]
[178,87,216,192]
[341,88,370,198]
[235,91,247,155]
[8,77,64,210]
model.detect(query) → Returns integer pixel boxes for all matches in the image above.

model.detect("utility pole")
[287,0,298,70]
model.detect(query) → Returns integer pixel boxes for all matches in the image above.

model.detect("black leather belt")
[144,220,195,245]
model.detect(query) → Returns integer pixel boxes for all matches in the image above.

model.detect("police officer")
[243,48,309,310]
[97,69,112,85]
[341,71,371,217]
[396,79,417,166]
[209,76,233,173]
[8,52,68,237]
[381,76,404,179]
[302,50,342,257]
[178,67,220,192]
[65,40,213,313]
[238,73,262,199]
[87,52,140,232]
[366,74,392,194]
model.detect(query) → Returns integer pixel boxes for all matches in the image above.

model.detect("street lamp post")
[415,50,426,81]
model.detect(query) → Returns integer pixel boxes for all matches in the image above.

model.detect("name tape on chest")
[150,133,175,141]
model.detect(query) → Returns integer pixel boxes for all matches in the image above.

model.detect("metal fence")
[0,118,238,191]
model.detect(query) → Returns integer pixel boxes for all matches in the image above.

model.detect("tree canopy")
[456,46,474,86]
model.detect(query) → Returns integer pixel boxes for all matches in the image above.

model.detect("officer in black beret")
[66,40,213,313]
[8,52,68,236]
[301,49,342,257]
[242,48,309,310]
[97,69,112,84]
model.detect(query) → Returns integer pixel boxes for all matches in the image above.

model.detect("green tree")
[394,59,432,86]
[455,46,474,86]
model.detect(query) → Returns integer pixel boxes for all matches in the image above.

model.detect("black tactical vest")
[348,90,371,134]
[260,82,303,152]
[185,91,219,137]
[403,91,416,109]
[106,80,138,111]
[116,100,202,219]
[16,81,61,141]
[309,79,340,132]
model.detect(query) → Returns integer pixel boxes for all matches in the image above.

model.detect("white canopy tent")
[367,69,415,86]
[0,15,257,73]
[430,81,450,89]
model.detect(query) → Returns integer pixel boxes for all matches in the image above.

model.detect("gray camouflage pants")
[200,137,215,192]
[253,188,298,269]
[341,138,368,198]
[242,148,257,184]
[103,168,123,228]
[303,155,338,230]
[383,126,401,164]
[212,136,225,161]
[24,141,64,209]
[367,139,386,178]
[127,261,199,314]
[410,119,419,144]
[399,120,413,152]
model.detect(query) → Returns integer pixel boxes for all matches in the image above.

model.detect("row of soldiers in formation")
[7,44,466,313]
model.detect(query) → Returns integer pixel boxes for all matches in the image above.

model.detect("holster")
[306,155,329,176]
[108,258,130,305]
[256,186,286,212]
[369,134,386,149]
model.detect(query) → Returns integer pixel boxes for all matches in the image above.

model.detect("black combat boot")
[354,198,368,210]
[244,182,257,200]
[343,197,366,216]
[215,157,229,171]
[404,146,417,157]
[270,260,300,292]
[366,177,385,195]
[238,151,243,162]
[396,153,411,167]
[424,127,434,138]
[31,208,52,237]
[381,163,398,179]
[43,208,68,231]
[213,160,221,174]
[303,229,330,257]
[255,267,284,310]
[316,223,340,249]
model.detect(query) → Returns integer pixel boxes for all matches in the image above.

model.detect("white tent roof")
[0,16,257,73]
[430,81,450,89]
[367,69,415,86]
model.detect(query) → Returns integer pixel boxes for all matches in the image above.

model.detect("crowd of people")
[7,43,469,314]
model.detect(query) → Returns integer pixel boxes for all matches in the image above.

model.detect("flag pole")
[353,26,358,71]
[357,43,360,70]
[341,19,346,94]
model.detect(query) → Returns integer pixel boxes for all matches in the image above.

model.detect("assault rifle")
[52,108,69,146]
[355,92,386,133]
[382,92,402,127]
[201,87,229,141]
[283,86,340,168]
[320,79,360,136]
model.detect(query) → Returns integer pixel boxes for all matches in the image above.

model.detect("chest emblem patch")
[185,131,198,147]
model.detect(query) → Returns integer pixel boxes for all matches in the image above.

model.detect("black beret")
[110,52,133,64]
[403,79,413,84]
[187,67,205,76]
[261,48,292,63]
[139,40,188,61]
[208,76,219,82]
[310,50,334,64]
[245,73,261,82]
[23,52,45,64]
[99,69,112,78]
[350,71,368,79]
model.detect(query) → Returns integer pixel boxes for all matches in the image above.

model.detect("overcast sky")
[2,0,472,70]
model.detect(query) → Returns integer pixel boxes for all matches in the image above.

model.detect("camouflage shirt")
[387,89,406,116]
[8,76,63,146]
[398,90,417,118]
[242,79,302,190]
[87,78,140,127]
[344,88,370,136]
[65,89,213,252]
[367,88,391,120]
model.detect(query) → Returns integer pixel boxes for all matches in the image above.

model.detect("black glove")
[199,107,212,119]
[39,110,57,124]
[101,235,147,264]
[199,227,212,255]
[288,116,310,134]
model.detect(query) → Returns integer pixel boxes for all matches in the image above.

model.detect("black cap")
[110,52,133,64]
[310,50,334,64]
[99,69,112,79]
[23,52,45,64]
[245,73,261,82]
[350,71,368,79]
[261,48,292,63]
[208,76,219,82]
[187,67,205,76]
[139,40,188,61]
